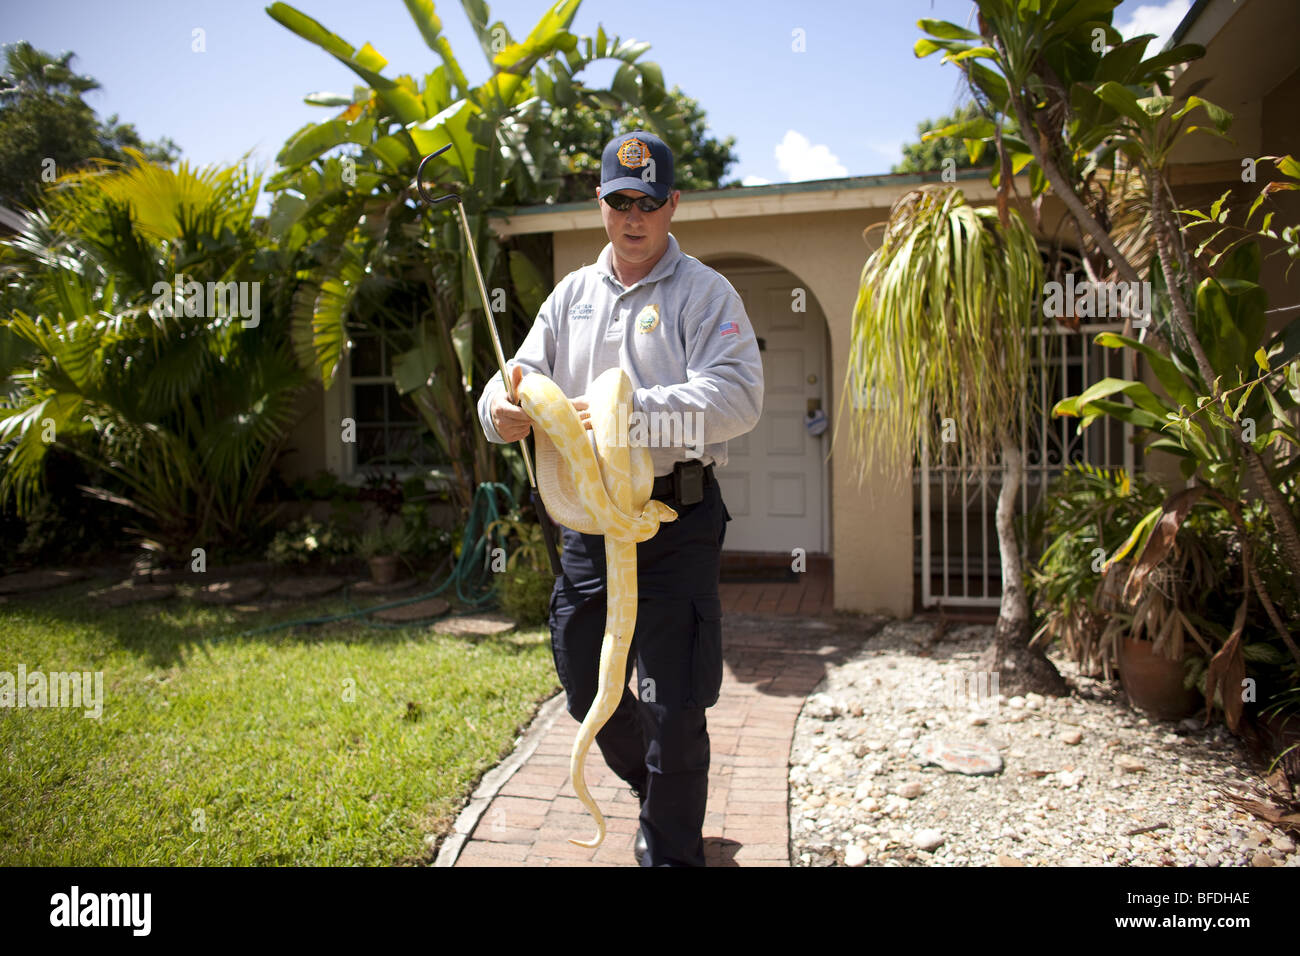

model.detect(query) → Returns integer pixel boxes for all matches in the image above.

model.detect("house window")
[345,324,446,473]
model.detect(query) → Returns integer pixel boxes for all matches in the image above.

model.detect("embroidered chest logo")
[568,303,594,321]
[636,304,660,333]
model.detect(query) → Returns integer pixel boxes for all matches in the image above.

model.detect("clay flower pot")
[1118,636,1199,720]
[368,555,400,585]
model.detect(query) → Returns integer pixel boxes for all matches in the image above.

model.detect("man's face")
[598,186,680,269]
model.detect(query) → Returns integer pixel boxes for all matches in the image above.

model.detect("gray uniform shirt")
[476,233,764,477]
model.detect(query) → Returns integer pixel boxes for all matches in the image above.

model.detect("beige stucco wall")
[553,209,914,618]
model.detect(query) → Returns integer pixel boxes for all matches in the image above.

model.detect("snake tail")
[567,537,638,848]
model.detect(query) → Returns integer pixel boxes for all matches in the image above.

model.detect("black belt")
[651,462,715,501]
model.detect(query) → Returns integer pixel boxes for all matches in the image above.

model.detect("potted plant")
[1029,464,1220,720]
[1028,463,1165,680]
[357,520,413,585]
[1101,561,1207,720]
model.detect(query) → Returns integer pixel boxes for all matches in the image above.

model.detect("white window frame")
[322,339,456,489]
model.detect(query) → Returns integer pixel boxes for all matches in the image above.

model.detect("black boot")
[631,786,647,865]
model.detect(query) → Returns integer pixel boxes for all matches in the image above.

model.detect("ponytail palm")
[842,184,1066,695]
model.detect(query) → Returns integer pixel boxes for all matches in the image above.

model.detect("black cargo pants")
[548,477,729,867]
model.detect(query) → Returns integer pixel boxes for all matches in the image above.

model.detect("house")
[280,0,1299,619]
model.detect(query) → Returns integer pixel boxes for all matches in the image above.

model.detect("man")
[477,131,763,866]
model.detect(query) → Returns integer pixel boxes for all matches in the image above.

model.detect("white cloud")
[773,130,847,181]
[1118,0,1192,51]
[741,174,772,187]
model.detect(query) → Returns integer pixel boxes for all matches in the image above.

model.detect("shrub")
[265,518,355,566]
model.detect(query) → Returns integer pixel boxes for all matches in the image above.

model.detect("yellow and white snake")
[517,367,678,848]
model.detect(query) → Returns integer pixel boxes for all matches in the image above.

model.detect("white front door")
[713,267,828,554]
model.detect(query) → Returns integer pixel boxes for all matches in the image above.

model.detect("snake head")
[645,500,678,524]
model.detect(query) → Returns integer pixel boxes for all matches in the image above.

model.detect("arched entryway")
[703,255,833,558]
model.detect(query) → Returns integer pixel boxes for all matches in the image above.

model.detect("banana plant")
[263,0,687,511]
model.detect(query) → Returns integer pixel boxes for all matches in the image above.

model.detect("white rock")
[1008,696,1026,709]
[806,693,842,720]
[844,844,869,867]
[895,782,925,799]
[914,829,945,851]
[1061,729,1083,746]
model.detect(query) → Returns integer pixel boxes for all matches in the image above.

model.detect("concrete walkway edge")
[432,691,568,867]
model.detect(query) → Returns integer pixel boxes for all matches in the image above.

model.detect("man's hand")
[491,366,593,441]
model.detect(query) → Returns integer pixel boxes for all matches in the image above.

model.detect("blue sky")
[3,0,1192,206]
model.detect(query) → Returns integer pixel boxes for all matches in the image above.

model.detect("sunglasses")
[602,192,669,213]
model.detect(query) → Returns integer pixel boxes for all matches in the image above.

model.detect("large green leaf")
[1093,332,1198,410]
[277,115,376,167]
[408,98,480,175]
[289,248,364,388]
[1055,376,1172,419]
[1093,81,1155,131]
[508,249,548,318]
[917,18,979,41]
[266,3,426,125]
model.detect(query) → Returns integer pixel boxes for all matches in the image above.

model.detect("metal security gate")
[916,320,1137,608]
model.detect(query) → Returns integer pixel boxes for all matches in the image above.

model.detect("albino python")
[516,367,678,848]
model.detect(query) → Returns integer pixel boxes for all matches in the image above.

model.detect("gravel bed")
[789,620,1299,867]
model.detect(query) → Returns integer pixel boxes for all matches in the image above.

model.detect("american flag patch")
[719,321,739,336]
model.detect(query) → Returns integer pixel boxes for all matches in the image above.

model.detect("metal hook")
[415,143,460,206]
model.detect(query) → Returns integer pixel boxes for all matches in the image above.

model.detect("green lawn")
[0,580,558,865]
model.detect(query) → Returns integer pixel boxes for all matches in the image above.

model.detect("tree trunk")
[1242,448,1300,614]
[1002,70,1142,286]
[1148,171,1217,386]
[978,439,1070,696]
[1148,171,1300,603]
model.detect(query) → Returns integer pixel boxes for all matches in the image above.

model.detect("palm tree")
[0,150,309,559]
[841,184,1067,696]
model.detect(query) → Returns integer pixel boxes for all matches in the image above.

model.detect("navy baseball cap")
[599,132,674,201]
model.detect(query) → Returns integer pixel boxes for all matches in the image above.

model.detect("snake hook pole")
[416,143,562,576]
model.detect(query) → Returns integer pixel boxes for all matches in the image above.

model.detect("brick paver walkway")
[446,611,876,867]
